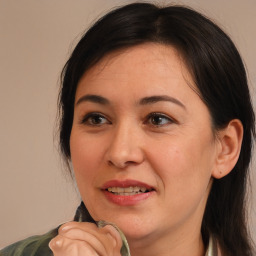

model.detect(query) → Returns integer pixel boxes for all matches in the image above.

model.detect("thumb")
[97,220,130,256]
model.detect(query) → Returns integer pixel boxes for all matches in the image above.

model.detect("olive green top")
[0,228,57,256]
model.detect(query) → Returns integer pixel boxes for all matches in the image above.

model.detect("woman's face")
[70,44,219,243]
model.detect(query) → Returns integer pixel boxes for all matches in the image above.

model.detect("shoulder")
[0,228,58,256]
[0,202,88,256]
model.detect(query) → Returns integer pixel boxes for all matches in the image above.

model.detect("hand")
[49,221,122,256]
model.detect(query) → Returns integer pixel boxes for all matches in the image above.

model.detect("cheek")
[69,132,103,191]
[152,143,213,228]
[149,136,214,203]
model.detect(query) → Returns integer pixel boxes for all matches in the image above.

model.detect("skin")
[49,43,243,256]
[49,222,123,256]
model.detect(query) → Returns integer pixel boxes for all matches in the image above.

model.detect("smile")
[106,186,153,195]
[102,179,155,206]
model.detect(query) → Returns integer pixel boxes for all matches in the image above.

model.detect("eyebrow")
[139,95,186,109]
[76,94,110,105]
[76,94,186,109]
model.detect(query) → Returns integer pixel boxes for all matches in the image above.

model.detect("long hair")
[58,3,255,255]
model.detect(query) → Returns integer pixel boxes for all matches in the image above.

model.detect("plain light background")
[0,0,255,248]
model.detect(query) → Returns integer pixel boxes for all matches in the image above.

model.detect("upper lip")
[101,179,155,190]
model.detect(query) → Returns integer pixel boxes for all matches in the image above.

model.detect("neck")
[128,230,205,256]
[128,220,205,256]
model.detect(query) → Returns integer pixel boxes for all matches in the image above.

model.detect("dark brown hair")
[58,3,255,255]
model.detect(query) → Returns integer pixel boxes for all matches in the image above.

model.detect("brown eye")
[81,113,110,126]
[146,113,174,126]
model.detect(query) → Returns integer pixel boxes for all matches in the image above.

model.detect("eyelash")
[80,112,111,126]
[80,112,176,127]
[144,112,176,127]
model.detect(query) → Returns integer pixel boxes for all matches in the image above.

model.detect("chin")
[105,213,155,239]
[88,203,158,238]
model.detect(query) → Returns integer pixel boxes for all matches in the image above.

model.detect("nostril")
[108,160,113,166]
[107,159,127,168]
[107,159,137,168]
[125,160,138,165]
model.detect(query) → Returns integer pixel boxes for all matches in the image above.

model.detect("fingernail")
[60,225,71,232]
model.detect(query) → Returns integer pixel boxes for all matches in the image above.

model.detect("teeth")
[107,186,149,195]
[117,187,124,193]
[140,187,146,193]
[124,187,133,192]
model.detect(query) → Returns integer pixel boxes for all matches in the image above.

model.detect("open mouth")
[106,186,154,196]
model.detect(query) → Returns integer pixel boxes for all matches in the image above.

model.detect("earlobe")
[212,119,243,179]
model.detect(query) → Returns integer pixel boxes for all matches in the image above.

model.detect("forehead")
[76,43,196,96]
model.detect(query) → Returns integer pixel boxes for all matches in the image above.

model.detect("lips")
[101,179,155,206]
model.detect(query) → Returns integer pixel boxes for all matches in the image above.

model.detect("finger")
[60,221,98,232]
[59,222,105,249]
[49,235,63,252]
[59,228,107,255]
[99,225,123,251]
[59,222,115,255]
[49,235,99,256]
[58,222,122,255]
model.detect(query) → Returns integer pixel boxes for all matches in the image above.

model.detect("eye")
[81,112,111,126]
[145,112,175,126]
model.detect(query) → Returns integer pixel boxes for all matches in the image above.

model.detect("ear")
[212,119,243,179]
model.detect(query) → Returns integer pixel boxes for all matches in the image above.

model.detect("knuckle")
[49,236,63,251]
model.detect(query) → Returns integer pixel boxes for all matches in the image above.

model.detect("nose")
[106,123,145,169]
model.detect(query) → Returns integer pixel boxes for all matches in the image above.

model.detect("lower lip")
[102,190,154,206]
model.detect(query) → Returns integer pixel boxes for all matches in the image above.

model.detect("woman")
[1,2,255,256]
